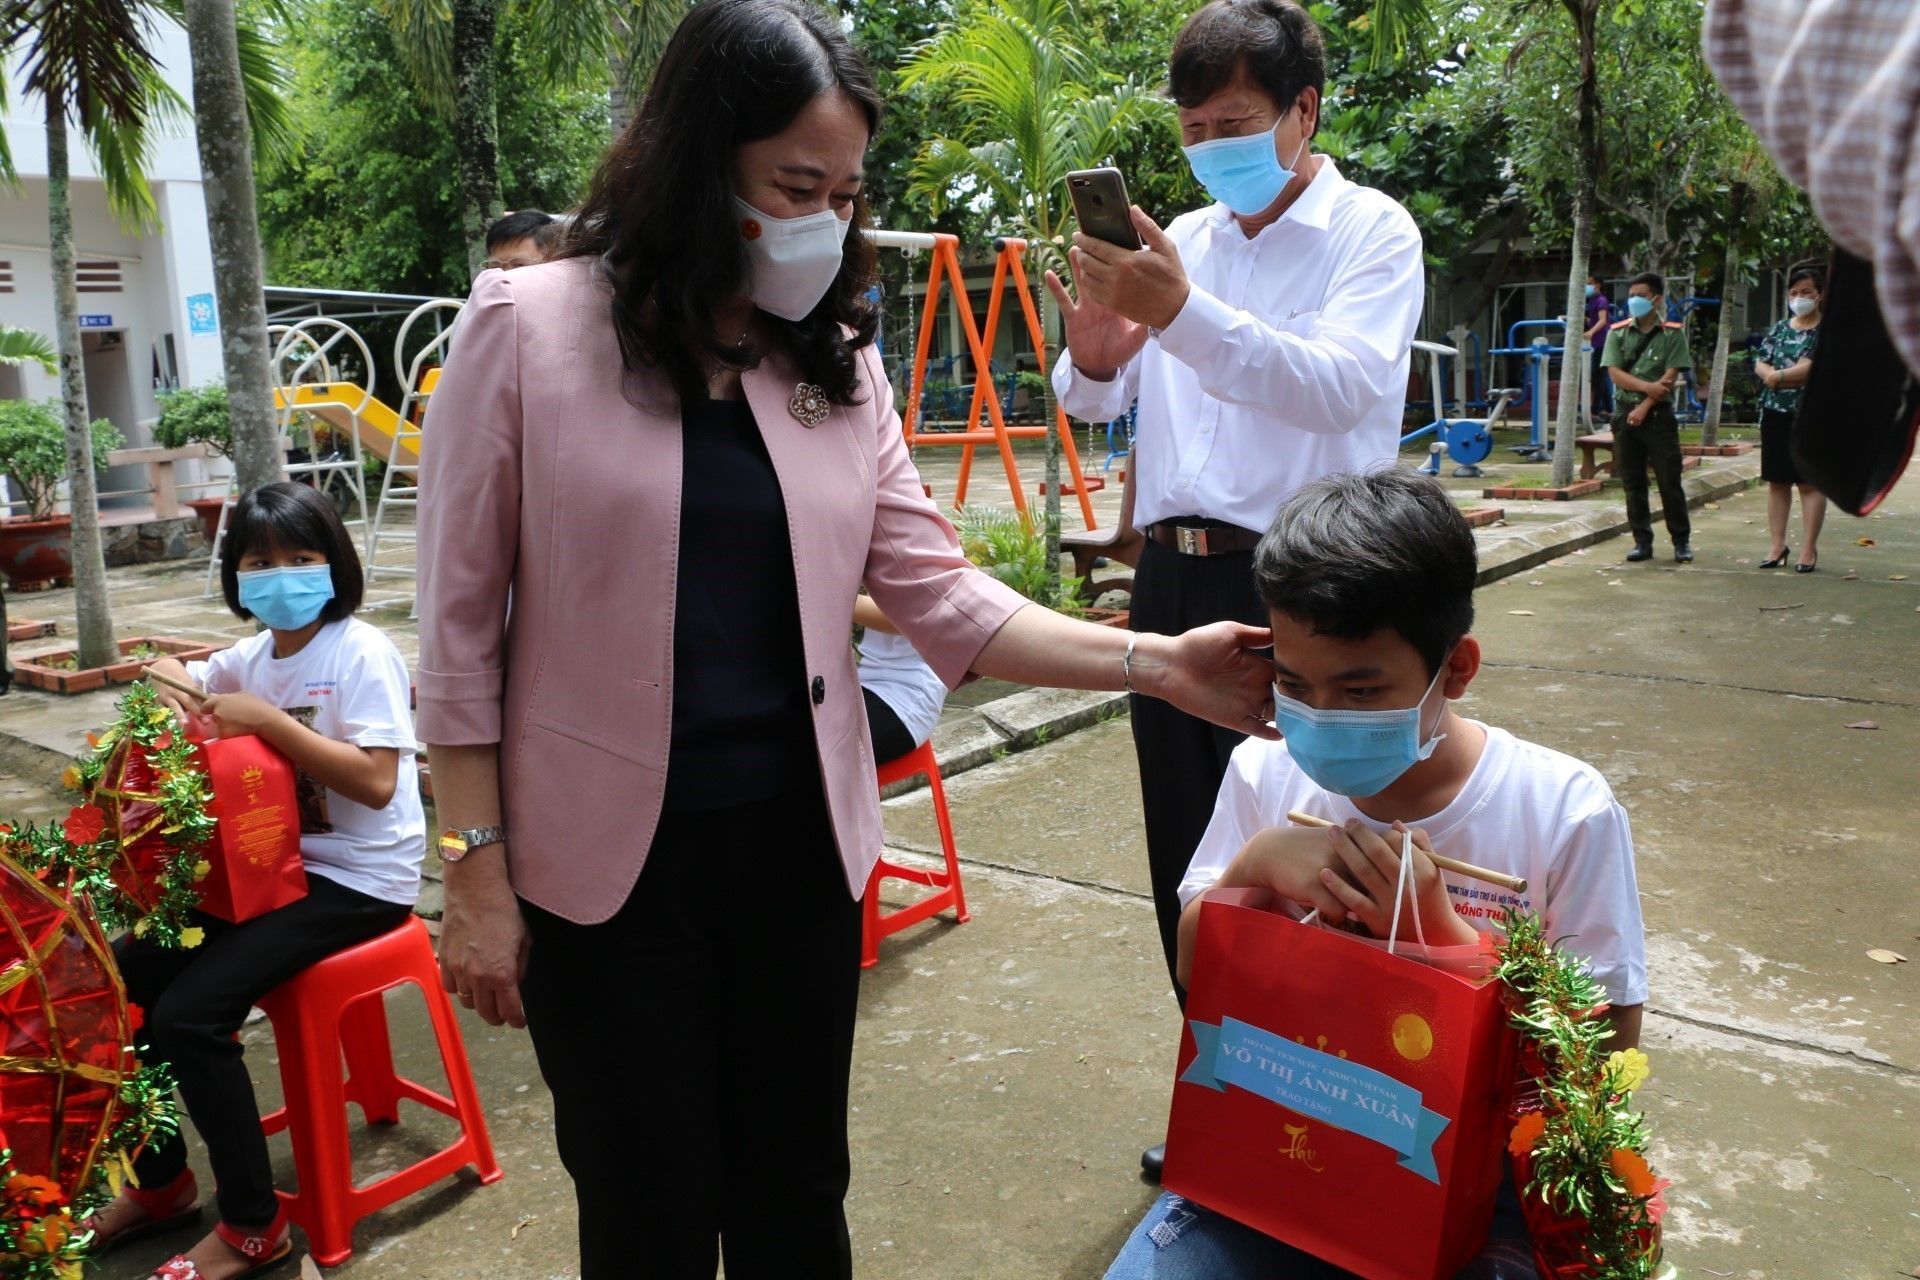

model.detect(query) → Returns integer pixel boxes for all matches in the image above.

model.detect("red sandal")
[78,1168,202,1254]
[149,1206,294,1279]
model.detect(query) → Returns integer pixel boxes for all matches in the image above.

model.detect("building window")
[0,260,13,293]
[76,260,123,293]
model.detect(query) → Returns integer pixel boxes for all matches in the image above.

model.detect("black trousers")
[116,874,412,1227]
[1127,538,1266,1004]
[1613,402,1691,546]
[519,786,862,1280]
[861,686,919,767]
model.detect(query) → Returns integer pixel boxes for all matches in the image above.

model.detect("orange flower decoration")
[1508,1111,1547,1156]
[63,804,107,845]
[5,1172,69,1219]
[1609,1147,1658,1198]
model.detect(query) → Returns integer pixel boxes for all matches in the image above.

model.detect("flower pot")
[0,515,73,592]
[184,496,227,544]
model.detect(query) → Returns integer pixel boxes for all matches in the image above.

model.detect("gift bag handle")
[1297,827,1429,955]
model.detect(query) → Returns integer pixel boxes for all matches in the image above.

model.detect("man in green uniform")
[1601,271,1694,562]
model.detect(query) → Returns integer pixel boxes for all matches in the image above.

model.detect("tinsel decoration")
[37,683,216,949]
[1496,911,1672,1280]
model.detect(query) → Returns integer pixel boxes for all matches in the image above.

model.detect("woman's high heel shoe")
[1758,548,1791,568]
[1795,558,1818,573]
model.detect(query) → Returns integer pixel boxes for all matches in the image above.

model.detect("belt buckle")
[1176,526,1210,556]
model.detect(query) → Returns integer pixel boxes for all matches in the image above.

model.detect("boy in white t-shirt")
[853,594,947,766]
[1106,469,1647,1280]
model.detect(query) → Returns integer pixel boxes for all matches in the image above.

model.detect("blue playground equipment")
[1400,340,1521,478]
[1104,405,1135,475]
[1484,318,1599,461]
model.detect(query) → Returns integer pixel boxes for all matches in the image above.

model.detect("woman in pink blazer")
[417,2,1273,1274]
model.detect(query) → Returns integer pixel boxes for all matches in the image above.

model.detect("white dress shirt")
[1052,157,1425,534]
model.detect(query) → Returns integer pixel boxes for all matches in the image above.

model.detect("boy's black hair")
[1168,0,1325,132]
[220,481,364,624]
[1253,469,1477,676]
[1787,264,1826,291]
[1628,270,1665,298]
[485,209,554,254]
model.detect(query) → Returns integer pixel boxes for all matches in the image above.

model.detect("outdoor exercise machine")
[1399,339,1520,478]
[867,228,1098,530]
[1485,318,1596,461]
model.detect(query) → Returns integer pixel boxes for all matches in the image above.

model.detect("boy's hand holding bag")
[1164,832,1520,1280]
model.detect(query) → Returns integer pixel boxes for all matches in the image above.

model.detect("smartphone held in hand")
[1067,168,1144,250]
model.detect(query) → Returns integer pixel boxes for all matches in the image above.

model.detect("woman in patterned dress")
[1754,266,1825,571]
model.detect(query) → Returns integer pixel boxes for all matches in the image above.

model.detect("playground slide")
[273,382,421,467]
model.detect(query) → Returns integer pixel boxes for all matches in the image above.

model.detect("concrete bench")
[106,443,217,519]
[1060,526,1137,605]
[1574,432,1615,480]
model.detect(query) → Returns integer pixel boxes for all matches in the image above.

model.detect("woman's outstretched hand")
[1135,622,1278,739]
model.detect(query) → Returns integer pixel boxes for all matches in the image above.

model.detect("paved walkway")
[12,445,1914,1280]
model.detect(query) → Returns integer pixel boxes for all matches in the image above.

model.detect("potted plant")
[152,382,234,541]
[0,398,121,591]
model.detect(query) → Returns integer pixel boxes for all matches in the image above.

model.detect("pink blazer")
[415,258,1029,924]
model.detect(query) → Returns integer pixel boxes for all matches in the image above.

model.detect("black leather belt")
[1144,520,1262,556]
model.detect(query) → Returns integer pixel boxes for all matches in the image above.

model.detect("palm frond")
[613,0,689,102]
[519,0,620,88]
[231,7,299,166]
[376,0,454,109]
[0,325,59,373]
[79,87,161,228]
[1364,0,1436,68]
[2,0,162,125]
[0,72,16,187]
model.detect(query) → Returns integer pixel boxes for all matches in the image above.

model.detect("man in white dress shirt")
[1045,0,1424,1178]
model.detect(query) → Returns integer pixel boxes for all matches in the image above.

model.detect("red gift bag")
[191,734,306,922]
[1164,888,1518,1280]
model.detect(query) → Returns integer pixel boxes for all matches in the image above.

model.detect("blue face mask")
[1183,115,1310,216]
[1627,295,1655,320]
[1584,284,1597,298]
[1271,660,1450,799]
[238,564,335,631]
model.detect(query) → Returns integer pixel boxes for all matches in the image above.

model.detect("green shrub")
[952,504,1081,612]
[153,382,234,458]
[0,399,122,520]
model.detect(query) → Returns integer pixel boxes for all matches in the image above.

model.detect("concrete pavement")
[8,468,1916,1278]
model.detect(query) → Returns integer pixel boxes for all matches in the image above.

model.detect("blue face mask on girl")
[1182,112,1311,216]
[1270,658,1450,799]
[238,564,335,631]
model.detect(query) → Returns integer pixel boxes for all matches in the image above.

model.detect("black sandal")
[1758,548,1791,568]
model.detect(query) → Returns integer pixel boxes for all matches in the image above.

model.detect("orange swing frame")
[894,232,1098,530]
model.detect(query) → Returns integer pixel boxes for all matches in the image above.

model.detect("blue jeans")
[1104,1184,1539,1280]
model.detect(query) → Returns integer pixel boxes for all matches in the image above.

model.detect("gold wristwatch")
[438,825,506,863]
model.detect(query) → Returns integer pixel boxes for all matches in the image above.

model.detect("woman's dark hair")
[1629,270,1665,297]
[560,0,881,407]
[220,481,364,624]
[1787,265,1826,292]
[1253,470,1477,677]
[1169,0,1326,130]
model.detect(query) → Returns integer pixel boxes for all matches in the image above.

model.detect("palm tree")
[0,325,59,373]
[1,0,294,668]
[1370,0,1606,488]
[900,0,1167,594]
[170,0,299,491]
[382,0,687,273]
[0,0,183,669]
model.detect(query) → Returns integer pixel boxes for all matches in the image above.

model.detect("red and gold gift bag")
[191,735,305,923]
[1163,888,1518,1280]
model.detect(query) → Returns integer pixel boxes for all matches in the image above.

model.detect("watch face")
[439,832,468,854]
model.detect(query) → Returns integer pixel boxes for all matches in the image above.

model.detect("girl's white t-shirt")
[855,629,947,748]
[188,617,425,906]
[1177,722,1648,1007]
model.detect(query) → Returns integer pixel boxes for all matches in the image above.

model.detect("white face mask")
[734,197,851,322]
[1788,296,1818,318]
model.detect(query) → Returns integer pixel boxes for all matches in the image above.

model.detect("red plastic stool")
[256,915,502,1265]
[864,740,969,967]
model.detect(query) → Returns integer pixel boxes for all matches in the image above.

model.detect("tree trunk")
[451,0,505,277]
[1550,7,1601,490]
[1038,280,1062,605]
[185,0,283,492]
[1702,181,1751,448]
[608,19,636,139]
[45,98,117,670]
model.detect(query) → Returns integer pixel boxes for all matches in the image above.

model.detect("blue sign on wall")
[79,315,113,329]
[186,293,218,335]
